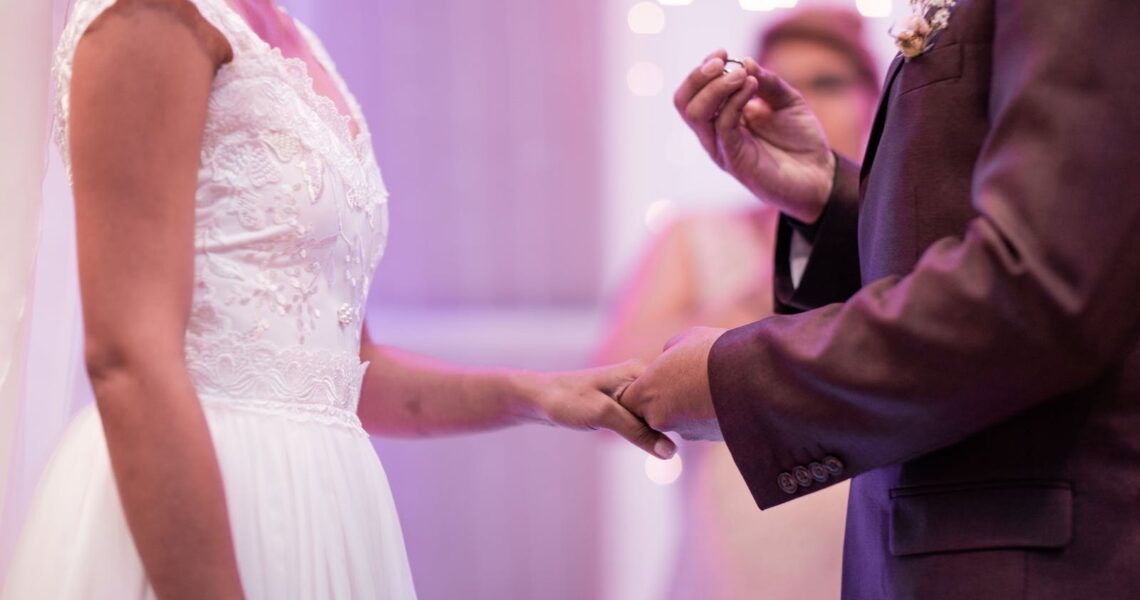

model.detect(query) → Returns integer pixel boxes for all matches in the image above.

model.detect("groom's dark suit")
[707,1,1140,598]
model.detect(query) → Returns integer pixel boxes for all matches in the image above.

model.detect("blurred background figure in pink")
[596,7,880,599]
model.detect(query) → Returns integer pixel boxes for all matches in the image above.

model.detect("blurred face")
[760,38,878,158]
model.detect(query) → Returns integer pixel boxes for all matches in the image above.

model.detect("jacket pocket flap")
[889,480,1073,557]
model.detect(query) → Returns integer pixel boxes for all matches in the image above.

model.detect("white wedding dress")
[1,0,417,597]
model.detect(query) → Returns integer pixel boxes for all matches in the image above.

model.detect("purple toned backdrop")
[295,0,606,309]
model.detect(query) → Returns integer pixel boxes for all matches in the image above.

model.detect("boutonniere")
[891,0,957,59]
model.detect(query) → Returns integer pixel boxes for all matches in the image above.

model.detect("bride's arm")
[71,3,242,598]
[357,324,676,459]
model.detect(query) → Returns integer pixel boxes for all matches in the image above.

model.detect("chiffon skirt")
[1,403,417,599]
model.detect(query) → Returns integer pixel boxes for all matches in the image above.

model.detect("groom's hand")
[675,50,836,224]
[525,361,678,459]
[618,327,728,441]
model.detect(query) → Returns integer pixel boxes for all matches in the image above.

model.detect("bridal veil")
[0,0,93,580]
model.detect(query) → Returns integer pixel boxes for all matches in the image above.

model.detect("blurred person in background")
[595,7,880,599]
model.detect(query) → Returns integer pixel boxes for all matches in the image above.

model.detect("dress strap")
[51,0,240,179]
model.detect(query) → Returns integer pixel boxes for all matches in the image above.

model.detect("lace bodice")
[54,0,388,432]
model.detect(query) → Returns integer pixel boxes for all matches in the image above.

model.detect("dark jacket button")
[777,472,799,495]
[823,456,845,476]
[808,462,829,482]
[793,465,814,488]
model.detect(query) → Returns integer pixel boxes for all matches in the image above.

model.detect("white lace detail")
[54,0,392,431]
[187,333,368,435]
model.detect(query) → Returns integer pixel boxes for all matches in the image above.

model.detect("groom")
[620,1,1140,598]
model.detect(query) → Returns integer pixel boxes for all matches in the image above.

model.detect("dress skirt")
[1,402,417,599]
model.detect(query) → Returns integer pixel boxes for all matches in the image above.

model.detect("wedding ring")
[723,59,745,75]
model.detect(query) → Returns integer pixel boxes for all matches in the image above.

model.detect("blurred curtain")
[299,0,606,308]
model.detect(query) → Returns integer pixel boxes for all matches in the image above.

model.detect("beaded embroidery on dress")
[1,0,416,597]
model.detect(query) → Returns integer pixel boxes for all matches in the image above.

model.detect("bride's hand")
[518,361,677,459]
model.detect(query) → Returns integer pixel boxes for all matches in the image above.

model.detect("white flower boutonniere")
[891,0,957,59]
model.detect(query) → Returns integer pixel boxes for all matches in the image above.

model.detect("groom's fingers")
[591,360,673,458]
[594,359,645,400]
[603,397,677,459]
[715,75,759,158]
[673,49,729,114]
[607,362,678,458]
[746,59,801,111]
[675,51,730,160]
[742,97,775,136]
[681,67,751,156]
[676,66,725,161]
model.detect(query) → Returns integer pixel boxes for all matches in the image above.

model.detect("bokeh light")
[644,198,678,233]
[855,0,892,18]
[627,62,666,96]
[645,453,684,485]
[627,2,666,34]
[657,0,693,5]
[738,0,774,11]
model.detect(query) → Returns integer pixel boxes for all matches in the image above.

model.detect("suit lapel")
[860,54,906,182]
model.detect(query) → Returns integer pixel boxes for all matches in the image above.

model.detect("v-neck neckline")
[217,0,365,145]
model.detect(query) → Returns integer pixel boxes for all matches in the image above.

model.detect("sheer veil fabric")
[0,0,91,581]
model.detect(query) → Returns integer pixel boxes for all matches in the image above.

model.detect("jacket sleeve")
[772,153,863,314]
[709,0,1140,509]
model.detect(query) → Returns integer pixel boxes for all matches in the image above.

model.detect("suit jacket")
[707,1,1140,598]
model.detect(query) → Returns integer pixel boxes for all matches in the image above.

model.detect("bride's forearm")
[89,352,244,599]
[356,343,545,437]
[356,328,675,457]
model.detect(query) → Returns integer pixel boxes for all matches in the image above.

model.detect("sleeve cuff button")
[777,472,799,495]
[793,466,814,488]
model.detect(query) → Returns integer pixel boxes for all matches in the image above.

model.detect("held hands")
[618,327,728,442]
[676,50,835,224]
[525,327,727,453]
[521,362,678,459]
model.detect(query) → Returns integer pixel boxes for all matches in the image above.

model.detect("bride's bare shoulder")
[83,0,233,68]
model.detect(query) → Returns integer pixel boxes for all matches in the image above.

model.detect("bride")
[0,0,674,597]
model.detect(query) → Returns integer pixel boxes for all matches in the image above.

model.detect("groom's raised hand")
[675,50,835,224]
[618,327,728,441]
